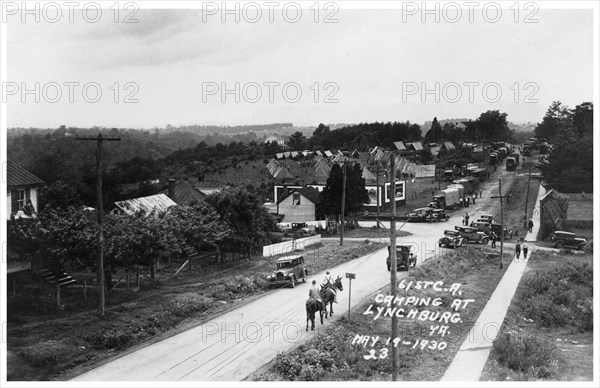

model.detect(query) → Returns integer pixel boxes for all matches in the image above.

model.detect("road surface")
[74,167,518,381]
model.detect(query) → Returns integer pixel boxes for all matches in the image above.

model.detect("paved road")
[74,167,518,381]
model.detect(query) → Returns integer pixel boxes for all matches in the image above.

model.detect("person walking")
[479,189,483,198]
[459,197,463,208]
[522,240,529,258]
[472,193,476,205]
[528,218,534,233]
[465,213,470,226]
[515,239,521,259]
[490,231,497,248]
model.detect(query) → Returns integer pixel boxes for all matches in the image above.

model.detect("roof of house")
[443,141,455,150]
[113,193,177,215]
[161,180,206,206]
[409,142,424,151]
[7,160,45,188]
[278,187,321,205]
[430,146,441,157]
[393,141,407,150]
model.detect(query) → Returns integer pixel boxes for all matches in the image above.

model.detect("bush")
[85,329,132,349]
[273,353,303,380]
[493,332,562,378]
[17,340,71,367]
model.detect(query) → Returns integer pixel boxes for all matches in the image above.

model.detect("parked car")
[470,221,491,234]
[386,245,414,271]
[479,214,493,223]
[490,223,514,239]
[438,230,464,249]
[550,231,587,250]
[267,255,308,288]
[454,226,489,244]
[432,209,450,222]
[407,207,435,222]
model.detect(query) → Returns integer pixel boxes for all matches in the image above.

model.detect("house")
[162,179,206,206]
[6,160,45,219]
[408,142,424,152]
[265,135,286,146]
[393,141,407,151]
[277,187,321,223]
[111,193,177,216]
[194,182,226,197]
[442,141,456,151]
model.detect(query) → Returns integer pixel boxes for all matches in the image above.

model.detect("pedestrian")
[465,212,469,226]
[472,194,476,205]
[528,218,534,233]
[479,189,483,198]
[515,239,521,259]
[490,231,497,248]
[459,197,463,208]
[522,240,529,258]
[466,196,470,207]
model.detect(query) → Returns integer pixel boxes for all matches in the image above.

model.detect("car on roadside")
[386,245,414,271]
[407,207,435,222]
[438,230,464,249]
[550,231,587,250]
[454,226,489,245]
[432,209,450,222]
[479,214,493,223]
[470,221,491,234]
[266,255,308,288]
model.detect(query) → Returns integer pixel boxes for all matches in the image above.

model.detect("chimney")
[168,179,176,198]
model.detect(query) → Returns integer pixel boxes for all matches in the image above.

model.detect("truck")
[509,152,520,166]
[489,152,498,165]
[506,157,517,171]
[443,169,454,182]
[430,184,464,210]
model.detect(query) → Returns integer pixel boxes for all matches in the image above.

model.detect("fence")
[262,235,322,257]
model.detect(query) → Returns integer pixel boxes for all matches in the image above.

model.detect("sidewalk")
[441,185,546,381]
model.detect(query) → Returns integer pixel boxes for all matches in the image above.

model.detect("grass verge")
[481,250,593,381]
[251,245,511,381]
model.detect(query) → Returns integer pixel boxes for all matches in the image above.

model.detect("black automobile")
[550,231,587,250]
[438,230,464,249]
[386,245,415,271]
[432,209,450,222]
[267,255,309,288]
[454,226,489,245]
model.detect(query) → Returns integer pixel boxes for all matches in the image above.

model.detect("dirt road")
[73,166,519,381]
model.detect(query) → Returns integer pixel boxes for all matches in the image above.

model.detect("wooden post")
[499,178,504,270]
[390,153,399,381]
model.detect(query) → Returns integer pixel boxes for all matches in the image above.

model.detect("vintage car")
[490,223,514,239]
[550,231,587,250]
[432,209,450,222]
[479,214,493,223]
[454,226,489,244]
[438,230,464,249]
[386,245,415,271]
[407,207,435,222]
[267,255,308,288]
[470,221,491,234]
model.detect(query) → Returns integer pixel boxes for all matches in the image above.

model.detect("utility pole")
[491,178,508,270]
[523,162,532,228]
[76,133,121,315]
[389,153,399,380]
[376,162,381,221]
[340,163,347,246]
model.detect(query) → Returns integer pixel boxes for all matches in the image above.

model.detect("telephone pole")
[523,162,532,228]
[340,163,347,246]
[76,133,121,315]
[389,153,399,380]
[491,178,509,270]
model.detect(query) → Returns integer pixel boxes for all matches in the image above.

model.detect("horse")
[320,276,343,318]
[305,298,325,331]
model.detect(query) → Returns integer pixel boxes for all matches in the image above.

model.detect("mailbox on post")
[345,273,356,321]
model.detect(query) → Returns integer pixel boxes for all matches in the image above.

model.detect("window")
[17,190,26,210]
[292,193,301,206]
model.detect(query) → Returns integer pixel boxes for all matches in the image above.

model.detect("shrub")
[298,364,325,381]
[85,329,132,349]
[493,332,562,378]
[273,353,303,380]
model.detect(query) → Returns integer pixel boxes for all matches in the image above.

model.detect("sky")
[5,3,596,129]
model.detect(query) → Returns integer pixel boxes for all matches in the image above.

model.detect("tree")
[572,102,593,137]
[475,110,510,142]
[320,163,368,217]
[288,131,306,150]
[38,180,82,210]
[535,101,571,141]
[424,117,445,144]
[206,187,279,262]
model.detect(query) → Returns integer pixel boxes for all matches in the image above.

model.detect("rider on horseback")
[308,280,322,304]
[322,271,338,303]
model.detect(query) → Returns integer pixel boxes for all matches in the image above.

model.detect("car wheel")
[463,237,469,244]
[579,243,586,251]
[556,241,564,249]
[481,238,489,245]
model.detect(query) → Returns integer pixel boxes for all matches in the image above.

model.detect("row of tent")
[275,149,361,160]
